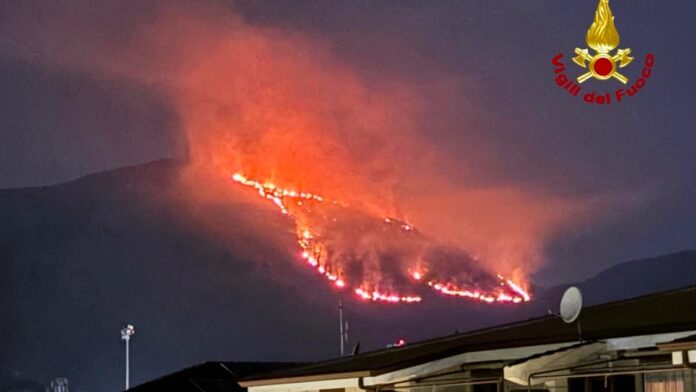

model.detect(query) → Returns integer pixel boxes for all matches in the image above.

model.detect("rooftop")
[130,362,305,391]
[242,286,696,385]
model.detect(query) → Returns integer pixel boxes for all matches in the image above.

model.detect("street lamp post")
[121,324,135,390]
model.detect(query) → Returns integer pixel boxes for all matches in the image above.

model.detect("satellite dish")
[560,287,583,324]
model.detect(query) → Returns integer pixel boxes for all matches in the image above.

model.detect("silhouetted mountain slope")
[0,372,44,392]
[1,160,694,391]
[0,160,340,391]
[542,250,696,307]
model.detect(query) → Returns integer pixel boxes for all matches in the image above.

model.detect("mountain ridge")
[1,159,694,391]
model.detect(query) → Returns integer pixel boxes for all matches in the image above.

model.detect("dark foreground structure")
[135,287,696,391]
[129,362,303,392]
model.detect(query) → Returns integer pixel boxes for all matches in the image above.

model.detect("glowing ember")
[232,172,532,304]
[501,276,532,302]
[355,288,422,303]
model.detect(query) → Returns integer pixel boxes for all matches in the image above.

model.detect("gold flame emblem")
[573,0,633,84]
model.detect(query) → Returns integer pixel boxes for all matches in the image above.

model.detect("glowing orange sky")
[1,2,631,295]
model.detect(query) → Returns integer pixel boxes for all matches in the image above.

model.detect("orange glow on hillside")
[232,172,531,304]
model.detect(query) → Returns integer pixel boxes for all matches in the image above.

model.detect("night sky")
[1,0,695,389]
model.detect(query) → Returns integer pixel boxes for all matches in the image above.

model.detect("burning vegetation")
[232,173,531,304]
[4,2,615,307]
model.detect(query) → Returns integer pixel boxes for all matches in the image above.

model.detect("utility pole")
[339,301,349,356]
[339,301,344,356]
[121,324,135,390]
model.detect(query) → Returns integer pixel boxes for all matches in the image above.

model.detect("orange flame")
[3,0,617,308]
[232,172,531,304]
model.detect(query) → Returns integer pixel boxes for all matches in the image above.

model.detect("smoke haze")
[0,0,636,298]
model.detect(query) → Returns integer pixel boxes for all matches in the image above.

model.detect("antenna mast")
[339,301,344,356]
[339,301,348,356]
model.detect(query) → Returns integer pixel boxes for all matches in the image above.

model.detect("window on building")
[569,375,637,392]
[644,372,685,392]
[472,383,497,392]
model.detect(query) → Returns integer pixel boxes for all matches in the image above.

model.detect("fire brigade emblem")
[573,0,633,84]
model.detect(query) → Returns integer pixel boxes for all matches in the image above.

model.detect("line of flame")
[231,172,531,304]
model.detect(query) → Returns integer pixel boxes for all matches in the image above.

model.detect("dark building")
[130,362,304,392]
[239,287,696,392]
[136,287,696,391]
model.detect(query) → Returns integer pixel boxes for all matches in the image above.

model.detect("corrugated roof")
[657,333,696,351]
[242,286,696,384]
[504,341,595,367]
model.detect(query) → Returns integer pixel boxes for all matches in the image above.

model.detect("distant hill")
[0,372,44,392]
[0,160,342,391]
[541,250,696,307]
[1,160,694,391]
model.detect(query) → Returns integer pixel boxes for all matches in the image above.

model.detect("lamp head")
[121,324,135,340]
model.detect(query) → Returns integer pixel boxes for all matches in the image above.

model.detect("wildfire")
[232,172,532,304]
[428,280,525,304]
[355,288,422,303]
